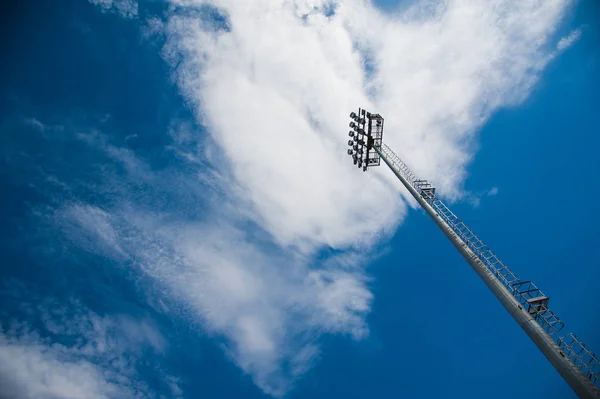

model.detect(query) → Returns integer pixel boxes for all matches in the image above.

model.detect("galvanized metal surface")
[375,142,600,398]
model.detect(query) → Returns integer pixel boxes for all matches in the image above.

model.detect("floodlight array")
[346,109,369,171]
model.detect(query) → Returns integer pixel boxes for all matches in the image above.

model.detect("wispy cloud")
[23,118,47,131]
[0,287,178,399]
[0,341,122,399]
[89,0,138,19]
[463,186,500,208]
[56,189,372,396]
[557,28,582,51]
[56,204,127,259]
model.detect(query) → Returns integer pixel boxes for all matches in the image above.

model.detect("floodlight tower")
[346,108,600,398]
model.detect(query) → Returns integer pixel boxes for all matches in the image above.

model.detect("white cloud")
[557,28,582,51]
[78,0,575,396]
[463,186,499,207]
[0,297,170,399]
[62,204,372,396]
[89,0,138,19]
[23,118,46,131]
[55,204,127,259]
[0,341,120,399]
[162,0,572,247]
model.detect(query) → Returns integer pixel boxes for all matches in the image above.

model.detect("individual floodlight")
[347,149,353,155]
[349,122,356,128]
[347,140,353,146]
[349,131,355,137]
[350,112,357,118]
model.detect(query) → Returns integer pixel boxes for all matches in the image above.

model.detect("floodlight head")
[347,140,353,146]
[347,149,353,155]
[345,108,384,172]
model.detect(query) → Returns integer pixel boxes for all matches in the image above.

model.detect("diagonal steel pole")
[374,143,600,399]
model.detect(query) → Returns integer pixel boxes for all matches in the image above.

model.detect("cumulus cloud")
[78,0,575,396]
[162,0,573,245]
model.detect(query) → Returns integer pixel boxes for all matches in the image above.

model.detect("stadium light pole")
[347,108,600,398]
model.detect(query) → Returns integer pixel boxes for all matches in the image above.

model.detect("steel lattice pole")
[345,108,600,398]
[374,143,600,399]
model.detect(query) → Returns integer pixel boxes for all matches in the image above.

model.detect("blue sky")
[0,1,598,398]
